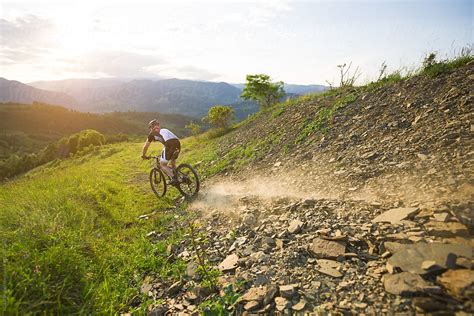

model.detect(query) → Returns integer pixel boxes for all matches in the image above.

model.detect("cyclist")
[142,119,181,185]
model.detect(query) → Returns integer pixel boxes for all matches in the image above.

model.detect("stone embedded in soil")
[292,300,306,311]
[412,297,447,313]
[240,286,267,303]
[371,207,419,224]
[437,269,474,300]
[262,284,279,305]
[383,272,435,295]
[241,213,257,227]
[279,284,297,299]
[288,219,304,234]
[424,221,469,237]
[421,260,438,271]
[168,281,183,296]
[309,238,346,259]
[387,243,472,275]
[275,297,290,311]
[218,254,239,272]
[455,257,473,269]
[433,212,449,222]
[317,259,343,278]
[244,300,260,311]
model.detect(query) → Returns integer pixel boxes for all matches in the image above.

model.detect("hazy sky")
[1,0,472,84]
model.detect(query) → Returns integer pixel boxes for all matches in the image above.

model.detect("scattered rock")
[288,219,304,234]
[263,284,279,305]
[148,304,169,316]
[424,221,469,237]
[421,260,438,271]
[317,259,343,278]
[279,284,297,299]
[240,287,267,304]
[275,297,290,311]
[292,300,306,311]
[433,213,449,222]
[383,272,437,295]
[412,297,447,312]
[168,281,183,296]
[437,269,474,300]
[387,243,471,274]
[309,238,346,259]
[456,257,473,269]
[243,300,260,311]
[241,213,257,227]
[218,254,239,272]
[372,207,419,224]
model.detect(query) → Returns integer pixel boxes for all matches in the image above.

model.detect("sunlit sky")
[1,0,472,84]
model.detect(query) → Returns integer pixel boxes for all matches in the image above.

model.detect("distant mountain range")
[0,78,78,107]
[0,77,328,119]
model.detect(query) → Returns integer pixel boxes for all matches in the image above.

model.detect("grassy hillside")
[0,103,194,158]
[0,142,194,314]
[1,54,472,314]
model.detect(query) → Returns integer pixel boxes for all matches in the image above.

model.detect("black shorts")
[161,138,181,162]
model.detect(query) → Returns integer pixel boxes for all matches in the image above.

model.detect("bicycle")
[145,155,200,199]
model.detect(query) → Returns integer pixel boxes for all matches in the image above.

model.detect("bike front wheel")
[175,163,200,199]
[150,168,167,197]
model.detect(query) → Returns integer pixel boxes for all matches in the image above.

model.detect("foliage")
[337,62,361,87]
[241,74,285,108]
[421,50,473,78]
[0,103,193,158]
[0,143,187,314]
[200,285,241,315]
[296,93,357,143]
[185,121,202,135]
[202,105,235,129]
[0,129,113,180]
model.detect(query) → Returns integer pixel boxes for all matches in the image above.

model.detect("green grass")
[421,54,473,77]
[0,142,188,314]
[296,93,357,143]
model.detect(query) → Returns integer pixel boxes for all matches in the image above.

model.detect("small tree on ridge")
[241,74,285,109]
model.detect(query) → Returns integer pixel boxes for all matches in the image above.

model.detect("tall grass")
[1,143,186,313]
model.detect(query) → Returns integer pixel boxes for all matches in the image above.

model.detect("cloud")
[0,15,56,49]
[62,51,167,78]
[0,15,57,65]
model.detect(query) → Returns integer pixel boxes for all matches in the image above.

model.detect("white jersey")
[148,128,178,144]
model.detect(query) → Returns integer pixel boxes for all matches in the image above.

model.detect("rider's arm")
[142,140,151,158]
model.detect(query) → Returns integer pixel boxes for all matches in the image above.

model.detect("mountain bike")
[146,155,200,199]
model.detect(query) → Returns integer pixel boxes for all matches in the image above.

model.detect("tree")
[241,74,285,108]
[202,105,235,129]
[185,121,201,135]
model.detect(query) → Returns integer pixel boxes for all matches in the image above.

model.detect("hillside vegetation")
[1,56,473,314]
[0,103,193,158]
[0,142,192,313]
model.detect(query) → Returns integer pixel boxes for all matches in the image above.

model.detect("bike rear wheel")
[175,163,200,199]
[150,168,167,197]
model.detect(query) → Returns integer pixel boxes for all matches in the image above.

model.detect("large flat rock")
[309,238,346,259]
[437,269,474,300]
[383,272,435,295]
[372,207,419,224]
[387,243,472,275]
[424,221,469,238]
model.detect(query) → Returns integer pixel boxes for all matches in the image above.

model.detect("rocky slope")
[138,62,473,315]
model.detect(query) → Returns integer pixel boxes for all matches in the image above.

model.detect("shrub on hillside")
[202,105,235,129]
[0,129,123,180]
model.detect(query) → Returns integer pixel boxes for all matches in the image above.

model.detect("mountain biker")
[142,119,181,185]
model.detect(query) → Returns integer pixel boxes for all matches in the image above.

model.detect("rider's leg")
[160,161,174,178]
